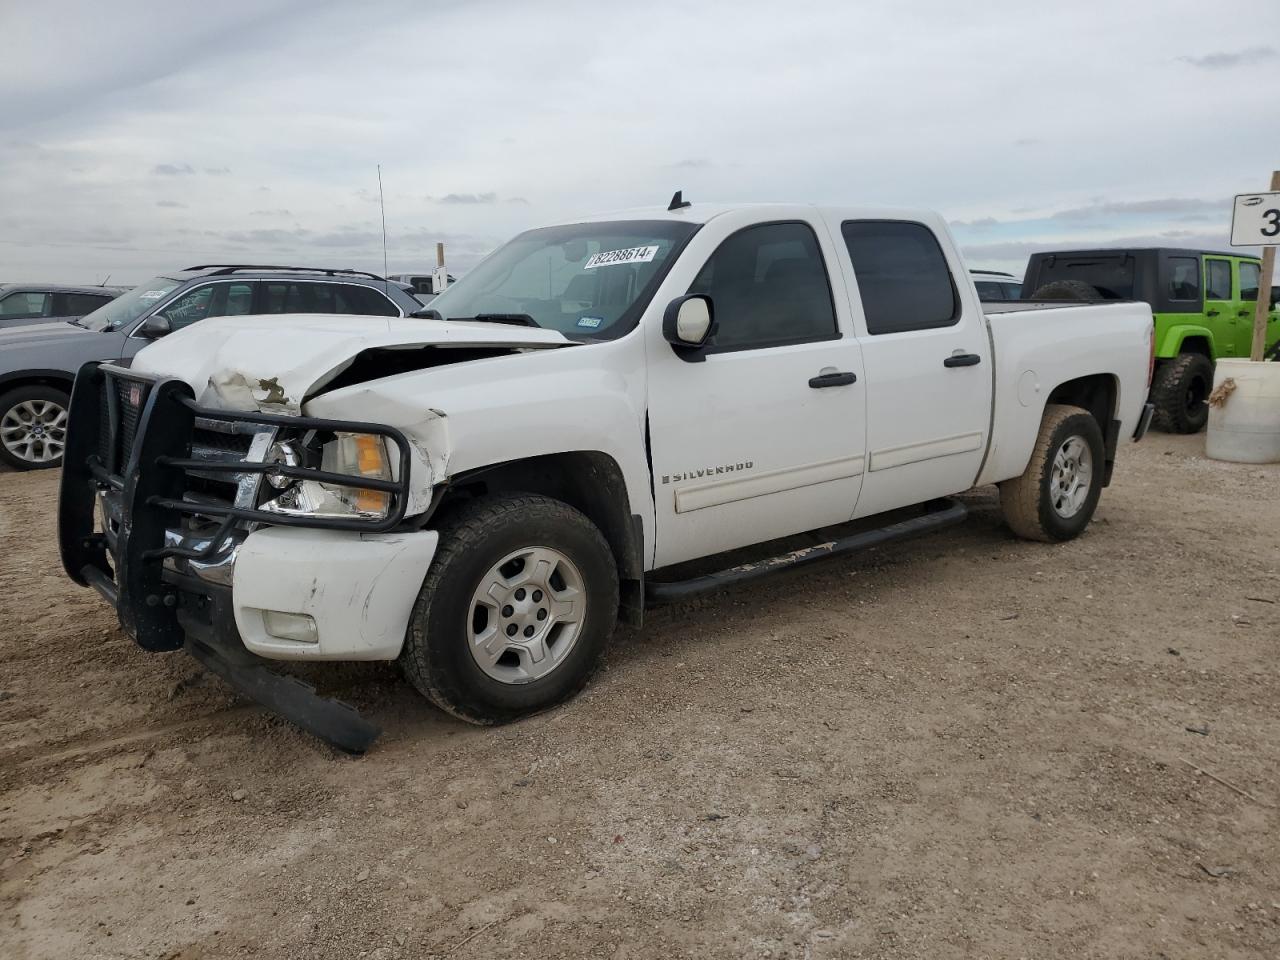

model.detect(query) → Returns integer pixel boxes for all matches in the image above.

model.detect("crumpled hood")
[130,313,574,413]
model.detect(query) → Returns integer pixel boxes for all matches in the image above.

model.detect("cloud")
[250,208,293,217]
[438,192,498,205]
[152,162,195,176]
[671,158,712,169]
[204,166,231,175]
[1049,197,1227,221]
[1177,46,1277,70]
[156,200,186,208]
[951,217,999,229]
[962,229,1245,267]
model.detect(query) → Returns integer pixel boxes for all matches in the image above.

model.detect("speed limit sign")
[1231,192,1280,246]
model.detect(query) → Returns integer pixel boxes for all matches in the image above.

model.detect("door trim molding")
[674,454,865,514]
[868,431,983,472]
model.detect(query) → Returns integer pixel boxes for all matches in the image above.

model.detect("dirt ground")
[2,432,1278,960]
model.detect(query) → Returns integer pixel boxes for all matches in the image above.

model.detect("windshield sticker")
[583,245,659,270]
[138,290,168,301]
[576,315,603,329]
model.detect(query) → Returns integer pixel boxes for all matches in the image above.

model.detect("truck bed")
[983,299,1136,315]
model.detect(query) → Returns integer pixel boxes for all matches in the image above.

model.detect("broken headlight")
[259,431,395,521]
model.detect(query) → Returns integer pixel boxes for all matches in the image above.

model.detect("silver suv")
[0,265,423,470]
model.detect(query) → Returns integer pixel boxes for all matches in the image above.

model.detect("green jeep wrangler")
[1022,248,1280,433]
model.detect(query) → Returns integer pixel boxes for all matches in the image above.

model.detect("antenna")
[377,164,390,297]
[100,273,111,287]
[668,190,691,211]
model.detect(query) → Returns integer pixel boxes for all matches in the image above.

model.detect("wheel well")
[1045,373,1116,429]
[0,373,74,397]
[1179,336,1212,359]
[435,451,645,626]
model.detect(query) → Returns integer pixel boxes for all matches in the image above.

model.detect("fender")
[1155,323,1215,360]
[0,367,76,390]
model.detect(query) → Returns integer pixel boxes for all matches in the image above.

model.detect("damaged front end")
[57,361,433,753]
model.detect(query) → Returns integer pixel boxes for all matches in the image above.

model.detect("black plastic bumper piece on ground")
[185,632,382,755]
[1133,402,1155,442]
[645,499,968,603]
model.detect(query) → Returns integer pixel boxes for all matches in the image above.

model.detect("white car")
[60,199,1155,750]
[970,270,1024,302]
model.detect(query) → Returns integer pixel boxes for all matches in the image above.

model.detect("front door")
[1203,256,1237,356]
[831,217,993,519]
[645,218,867,569]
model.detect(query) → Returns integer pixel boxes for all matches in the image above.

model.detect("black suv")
[0,265,424,470]
[0,283,128,330]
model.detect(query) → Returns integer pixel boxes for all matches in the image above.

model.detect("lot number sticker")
[584,245,659,269]
[1231,192,1280,246]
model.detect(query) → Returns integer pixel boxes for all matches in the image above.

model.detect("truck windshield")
[1034,256,1134,299]
[77,278,182,332]
[428,220,698,340]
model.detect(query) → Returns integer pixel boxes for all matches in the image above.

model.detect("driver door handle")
[808,370,857,388]
[944,352,982,368]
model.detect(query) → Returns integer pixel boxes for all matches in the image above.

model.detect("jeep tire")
[1000,404,1105,543]
[1150,352,1212,434]
[400,493,619,724]
[1028,280,1103,301]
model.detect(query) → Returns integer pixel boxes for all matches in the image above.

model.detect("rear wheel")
[0,385,70,470]
[1150,352,1212,434]
[1000,404,1105,543]
[400,493,619,724]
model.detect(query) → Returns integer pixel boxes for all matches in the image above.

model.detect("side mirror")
[410,308,443,320]
[663,295,714,355]
[137,314,172,339]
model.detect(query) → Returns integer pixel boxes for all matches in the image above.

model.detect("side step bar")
[646,499,968,604]
[186,635,382,755]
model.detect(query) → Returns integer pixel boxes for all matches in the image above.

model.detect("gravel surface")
[2,432,1278,959]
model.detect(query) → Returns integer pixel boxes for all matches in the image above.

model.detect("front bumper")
[57,362,434,752]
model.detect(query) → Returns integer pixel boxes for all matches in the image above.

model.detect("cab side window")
[687,221,836,351]
[0,292,49,318]
[157,282,256,331]
[1205,260,1232,301]
[54,293,113,315]
[1167,257,1201,301]
[262,282,399,317]
[1240,262,1261,301]
[841,221,958,334]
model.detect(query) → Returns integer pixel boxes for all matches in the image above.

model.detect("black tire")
[0,385,70,470]
[1028,280,1103,301]
[999,404,1105,543]
[400,493,619,724]
[1150,353,1212,434]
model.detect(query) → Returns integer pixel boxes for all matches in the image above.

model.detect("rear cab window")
[1028,254,1134,299]
[841,221,958,334]
[1240,261,1261,300]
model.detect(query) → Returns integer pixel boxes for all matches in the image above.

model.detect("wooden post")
[1250,169,1280,362]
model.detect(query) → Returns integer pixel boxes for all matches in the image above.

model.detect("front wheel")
[400,493,619,724]
[0,385,70,470]
[999,404,1105,543]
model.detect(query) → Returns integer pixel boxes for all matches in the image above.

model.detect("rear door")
[830,216,993,518]
[1203,256,1237,356]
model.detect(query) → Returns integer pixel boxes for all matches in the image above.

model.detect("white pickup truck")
[59,199,1155,751]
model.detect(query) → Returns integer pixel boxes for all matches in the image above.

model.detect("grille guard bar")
[59,361,414,652]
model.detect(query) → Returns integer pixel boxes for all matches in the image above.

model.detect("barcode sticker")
[584,245,659,270]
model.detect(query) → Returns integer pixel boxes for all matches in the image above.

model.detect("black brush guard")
[58,361,414,753]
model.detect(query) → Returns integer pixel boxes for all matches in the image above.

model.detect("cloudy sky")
[1,0,1277,284]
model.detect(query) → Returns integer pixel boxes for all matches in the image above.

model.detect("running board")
[185,635,381,754]
[645,499,968,603]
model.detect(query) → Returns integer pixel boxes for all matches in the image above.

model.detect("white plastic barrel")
[1205,358,1280,464]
